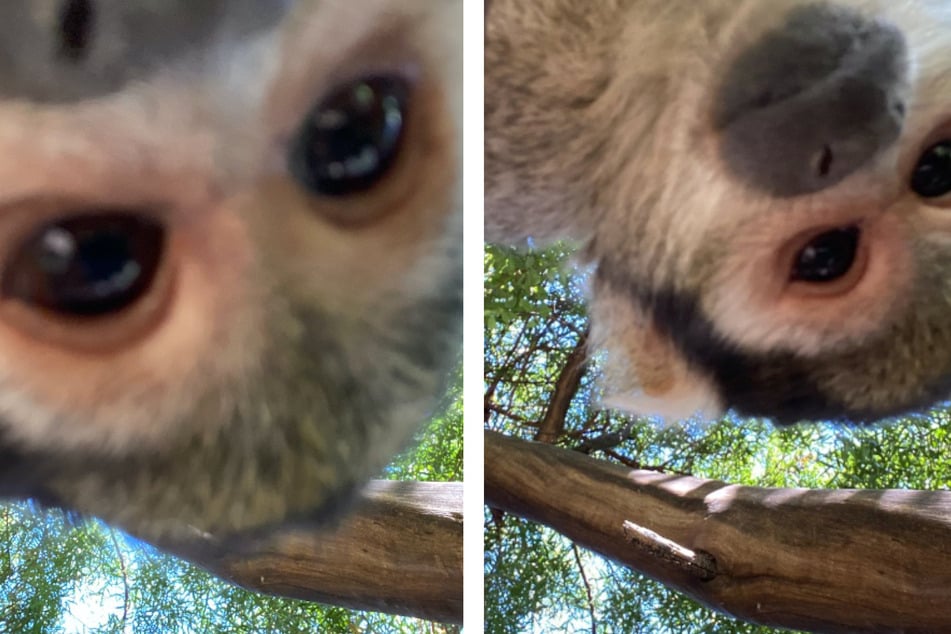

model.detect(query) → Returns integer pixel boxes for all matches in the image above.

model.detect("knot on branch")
[622,520,718,582]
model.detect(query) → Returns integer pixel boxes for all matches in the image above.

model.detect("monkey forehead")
[0,1,459,197]
[0,79,269,204]
[0,7,292,196]
[0,1,292,104]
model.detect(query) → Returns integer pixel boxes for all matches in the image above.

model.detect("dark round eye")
[2,214,166,317]
[289,75,410,197]
[911,140,951,198]
[791,226,860,283]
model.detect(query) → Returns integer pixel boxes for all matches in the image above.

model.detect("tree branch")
[485,430,951,633]
[535,329,588,443]
[154,480,463,624]
[571,542,598,634]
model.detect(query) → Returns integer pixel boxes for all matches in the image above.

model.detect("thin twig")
[109,528,130,629]
[571,543,598,634]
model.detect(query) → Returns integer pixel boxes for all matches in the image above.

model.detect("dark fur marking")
[714,3,908,197]
[0,0,292,103]
[596,263,934,425]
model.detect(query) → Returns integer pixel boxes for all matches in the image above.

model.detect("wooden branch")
[154,480,463,624]
[535,329,588,443]
[485,430,951,633]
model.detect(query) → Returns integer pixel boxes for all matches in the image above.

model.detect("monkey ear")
[590,288,724,423]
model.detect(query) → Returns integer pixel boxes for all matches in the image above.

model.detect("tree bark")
[485,430,951,633]
[154,480,463,624]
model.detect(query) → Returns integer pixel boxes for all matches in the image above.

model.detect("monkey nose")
[713,3,909,197]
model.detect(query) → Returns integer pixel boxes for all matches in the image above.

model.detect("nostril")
[58,0,95,63]
[2,213,166,318]
[891,99,906,119]
[816,145,834,178]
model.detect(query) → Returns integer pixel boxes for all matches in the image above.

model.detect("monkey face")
[0,0,461,539]
[486,0,951,424]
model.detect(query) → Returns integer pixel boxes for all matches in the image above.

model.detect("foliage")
[0,368,463,634]
[388,361,463,483]
[484,245,951,634]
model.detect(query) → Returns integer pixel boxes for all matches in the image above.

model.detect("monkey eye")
[2,213,165,317]
[790,226,860,283]
[911,140,951,199]
[289,75,411,197]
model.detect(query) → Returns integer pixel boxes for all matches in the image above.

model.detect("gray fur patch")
[715,3,908,197]
[0,0,292,103]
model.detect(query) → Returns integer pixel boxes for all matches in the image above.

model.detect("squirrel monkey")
[0,0,461,541]
[486,0,951,425]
